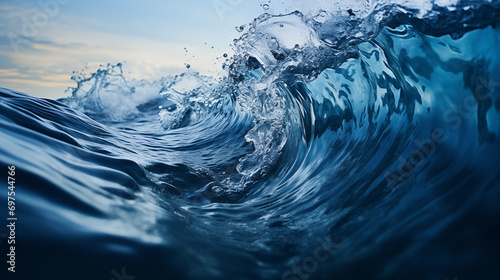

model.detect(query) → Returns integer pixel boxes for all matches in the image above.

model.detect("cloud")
[0,0,262,99]
[0,2,41,36]
[0,68,31,78]
[1,77,71,88]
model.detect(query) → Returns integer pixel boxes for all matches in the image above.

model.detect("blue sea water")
[1,1,500,280]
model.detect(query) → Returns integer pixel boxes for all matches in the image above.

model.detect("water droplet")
[223,53,228,58]
[186,64,191,69]
[235,25,245,32]
[262,4,269,10]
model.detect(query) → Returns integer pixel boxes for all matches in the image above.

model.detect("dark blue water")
[1,1,500,279]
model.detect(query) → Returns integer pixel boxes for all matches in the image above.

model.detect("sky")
[0,0,280,99]
[0,0,448,99]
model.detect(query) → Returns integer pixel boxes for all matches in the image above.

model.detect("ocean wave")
[1,1,500,279]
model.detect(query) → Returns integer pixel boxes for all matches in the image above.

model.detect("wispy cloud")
[1,77,71,87]
[0,68,31,78]
[0,0,265,99]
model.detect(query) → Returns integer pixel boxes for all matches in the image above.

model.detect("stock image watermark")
[6,165,17,273]
[111,266,136,280]
[8,0,71,53]
[443,74,499,131]
[385,128,447,190]
[212,0,244,21]
[386,71,500,190]
[282,236,340,280]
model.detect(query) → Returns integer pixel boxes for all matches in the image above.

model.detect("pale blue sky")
[0,0,279,98]
[0,0,444,99]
